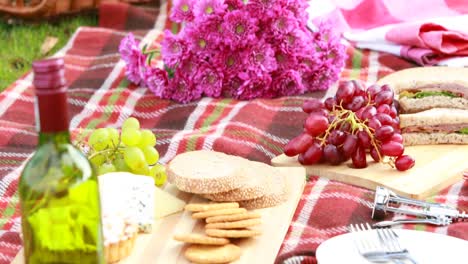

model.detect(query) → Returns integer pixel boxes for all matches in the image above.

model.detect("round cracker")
[192,208,247,219]
[185,202,239,212]
[206,212,261,223]
[184,244,241,264]
[206,228,261,238]
[205,219,261,229]
[173,234,229,245]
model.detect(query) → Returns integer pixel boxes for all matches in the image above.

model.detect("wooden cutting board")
[272,145,468,200]
[12,167,306,264]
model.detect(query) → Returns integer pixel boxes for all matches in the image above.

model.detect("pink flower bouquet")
[119,0,346,103]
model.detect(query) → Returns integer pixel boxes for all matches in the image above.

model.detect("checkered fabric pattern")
[0,2,466,263]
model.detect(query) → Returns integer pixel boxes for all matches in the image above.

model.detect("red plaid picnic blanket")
[0,2,467,263]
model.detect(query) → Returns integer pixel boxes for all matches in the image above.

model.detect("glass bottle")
[18,58,104,263]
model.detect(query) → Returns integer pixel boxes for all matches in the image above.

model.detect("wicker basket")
[0,0,152,18]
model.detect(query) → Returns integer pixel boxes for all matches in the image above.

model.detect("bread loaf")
[168,150,289,209]
[167,150,247,194]
[202,161,272,202]
[239,170,288,209]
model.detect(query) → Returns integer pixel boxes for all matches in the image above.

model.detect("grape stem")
[318,105,395,168]
[88,146,124,162]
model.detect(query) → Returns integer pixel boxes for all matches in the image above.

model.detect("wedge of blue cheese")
[99,172,155,233]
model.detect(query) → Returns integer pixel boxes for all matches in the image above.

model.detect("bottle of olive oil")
[19,58,104,263]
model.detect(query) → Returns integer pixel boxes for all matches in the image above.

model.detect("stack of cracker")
[167,150,289,209]
[174,202,262,264]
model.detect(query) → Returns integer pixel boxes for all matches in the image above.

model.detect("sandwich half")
[400,108,468,145]
[377,67,468,113]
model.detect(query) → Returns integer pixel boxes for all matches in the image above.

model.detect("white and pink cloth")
[308,0,468,66]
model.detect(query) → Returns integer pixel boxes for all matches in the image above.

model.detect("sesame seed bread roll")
[239,170,288,209]
[167,150,247,194]
[202,161,273,202]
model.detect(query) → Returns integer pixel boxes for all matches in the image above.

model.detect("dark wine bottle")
[18,58,104,263]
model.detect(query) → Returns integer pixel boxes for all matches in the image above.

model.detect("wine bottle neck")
[35,91,69,134]
[38,131,71,146]
[32,57,70,134]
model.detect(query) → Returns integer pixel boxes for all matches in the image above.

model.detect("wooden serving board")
[13,167,306,264]
[272,145,468,200]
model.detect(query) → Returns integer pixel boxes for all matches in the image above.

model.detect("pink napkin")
[308,0,468,66]
[387,23,468,55]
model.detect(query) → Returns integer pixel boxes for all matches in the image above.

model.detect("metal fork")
[349,223,417,264]
[350,223,400,263]
[376,228,418,264]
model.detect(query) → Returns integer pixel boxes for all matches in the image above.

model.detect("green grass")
[0,14,98,92]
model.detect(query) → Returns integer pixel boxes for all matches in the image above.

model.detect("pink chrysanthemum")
[120,0,347,103]
[271,70,305,96]
[234,70,273,100]
[194,0,226,18]
[278,28,310,56]
[125,54,146,85]
[245,0,279,19]
[185,26,215,56]
[193,62,224,97]
[217,49,245,75]
[119,33,147,85]
[200,15,225,46]
[119,33,139,61]
[161,30,189,68]
[270,13,298,37]
[144,67,169,98]
[222,74,243,98]
[225,0,244,10]
[169,72,202,103]
[177,53,200,77]
[281,0,310,24]
[171,0,195,23]
[244,41,277,72]
[302,21,347,91]
[246,0,276,12]
[275,50,298,71]
[222,10,258,49]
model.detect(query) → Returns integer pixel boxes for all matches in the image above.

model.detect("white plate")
[316,229,468,264]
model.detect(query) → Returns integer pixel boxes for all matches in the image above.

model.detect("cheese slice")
[154,187,186,219]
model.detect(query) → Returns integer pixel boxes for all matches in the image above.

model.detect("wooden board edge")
[273,167,307,258]
[12,249,22,264]
[414,168,465,200]
[237,166,306,263]
[272,154,465,200]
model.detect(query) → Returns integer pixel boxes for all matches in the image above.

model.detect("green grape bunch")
[83,117,167,186]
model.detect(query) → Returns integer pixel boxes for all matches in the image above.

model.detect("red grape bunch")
[284,80,415,171]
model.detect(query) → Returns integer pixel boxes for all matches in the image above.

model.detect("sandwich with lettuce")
[377,67,468,145]
[399,108,468,145]
[377,67,468,113]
